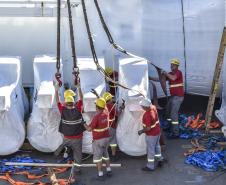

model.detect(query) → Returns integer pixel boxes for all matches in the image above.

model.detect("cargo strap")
[0,166,69,185]
[81,0,144,97]
[184,139,206,156]
[93,0,168,99]
[0,171,69,185]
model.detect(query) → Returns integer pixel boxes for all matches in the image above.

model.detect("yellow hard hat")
[105,67,113,76]
[65,96,75,103]
[170,58,180,66]
[64,89,76,98]
[102,92,114,102]
[95,98,106,109]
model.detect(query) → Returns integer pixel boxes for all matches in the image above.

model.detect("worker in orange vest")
[102,92,124,161]
[162,59,184,137]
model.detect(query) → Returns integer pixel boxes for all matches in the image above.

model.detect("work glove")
[138,130,144,136]
[53,81,60,91]
[161,70,167,75]
[72,83,81,90]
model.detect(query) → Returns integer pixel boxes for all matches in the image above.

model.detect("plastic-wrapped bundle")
[117,58,149,156]
[185,150,226,171]
[78,58,106,154]
[216,57,226,128]
[183,0,224,95]
[27,56,63,152]
[0,57,28,155]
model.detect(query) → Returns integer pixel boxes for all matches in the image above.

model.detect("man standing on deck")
[163,59,184,137]
[149,58,184,137]
[138,98,163,171]
[83,98,112,180]
[54,82,85,175]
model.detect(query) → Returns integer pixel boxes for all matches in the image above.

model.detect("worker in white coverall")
[138,98,163,171]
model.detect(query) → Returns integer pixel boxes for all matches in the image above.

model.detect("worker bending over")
[84,98,112,181]
[54,82,85,175]
[138,98,163,171]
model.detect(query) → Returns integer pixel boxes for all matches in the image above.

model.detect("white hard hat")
[139,98,152,107]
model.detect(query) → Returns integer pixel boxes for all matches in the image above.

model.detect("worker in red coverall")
[138,98,164,171]
[84,98,112,181]
[149,58,184,137]
[162,59,184,137]
[54,82,85,174]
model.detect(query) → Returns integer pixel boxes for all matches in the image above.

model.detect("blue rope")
[0,156,45,173]
[185,150,226,172]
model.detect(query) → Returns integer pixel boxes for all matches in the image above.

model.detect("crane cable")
[81,0,144,97]
[93,0,168,98]
[55,0,62,87]
[66,0,80,86]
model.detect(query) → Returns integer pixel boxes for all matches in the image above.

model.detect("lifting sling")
[55,0,62,87]
[66,0,80,86]
[81,0,144,97]
[93,0,168,98]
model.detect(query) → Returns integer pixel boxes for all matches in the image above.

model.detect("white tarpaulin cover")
[216,59,226,136]
[78,58,106,154]
[143,0,224,97]
[27,56,63,152]
[215,0,226,136]
[117,58,149,156]
[0,57,28,155]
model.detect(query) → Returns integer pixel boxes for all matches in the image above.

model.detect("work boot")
[111,155,119,162]
[95,175,105,181]
[167,132,179,139]
[106,170,112,177]
[157,161,164,168]
[141,167,154,172]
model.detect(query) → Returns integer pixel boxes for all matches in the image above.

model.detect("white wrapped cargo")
[143,0,224,97]
[0,57,28,155]
[27,56,63,152]
[216,60,226,129]
[215,0,226,134]
[78,58,106,154]
[117,58,149,156]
